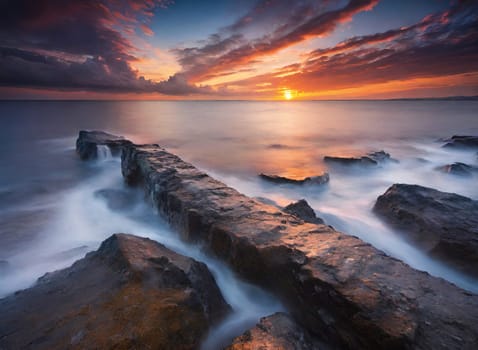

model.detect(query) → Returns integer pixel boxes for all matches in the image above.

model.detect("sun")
[283,89,293,100]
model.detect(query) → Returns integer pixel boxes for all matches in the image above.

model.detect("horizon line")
[1,95,477,102]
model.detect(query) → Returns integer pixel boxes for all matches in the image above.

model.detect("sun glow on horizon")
[283,89,293,100]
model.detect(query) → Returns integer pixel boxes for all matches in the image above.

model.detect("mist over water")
[0,154,282,349]
[0,100,477,344]
[206,141,478,293]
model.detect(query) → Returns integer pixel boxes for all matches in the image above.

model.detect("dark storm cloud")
[0,0,209,95]
[173,0,379,82]
[224,1,478,93]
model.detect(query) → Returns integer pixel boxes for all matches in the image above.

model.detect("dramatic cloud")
[222,1,478,96]
[173,0,379,82]
[1,0,477,98]
[0,0,209,95]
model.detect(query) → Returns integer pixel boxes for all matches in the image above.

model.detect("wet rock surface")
[107,132,478,350]
[324,150,397,168]
[374,184,478,279]
[436,162,478,177]
[0,234,230,350]
[259,173,330,185]
[442,135,478,149]
[284,199,324,224]
[225,312,324,350]
[76,130,132,160]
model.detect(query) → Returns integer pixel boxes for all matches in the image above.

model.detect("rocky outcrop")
[76,130,132,160]
[284,199,324,224]
[259,173,330,185]
[436,162,478,177]
[442,135,478,149]
[324,150,397,167]
[368,150,397,163]
[374,184,478,279]
[0,234,230,350]
[79,132,478,350]
[225,312,324,350]
[324,155,376,167]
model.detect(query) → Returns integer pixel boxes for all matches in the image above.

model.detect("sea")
[1,100,477,348]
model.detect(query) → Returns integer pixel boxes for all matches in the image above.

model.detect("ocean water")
[0,100,477,345]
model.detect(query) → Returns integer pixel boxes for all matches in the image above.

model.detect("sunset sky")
[1,0,477,100]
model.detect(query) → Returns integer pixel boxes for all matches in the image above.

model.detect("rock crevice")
[78,131,478,350]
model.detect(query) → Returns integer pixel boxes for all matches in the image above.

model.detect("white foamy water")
[96,144,113,160]
[204,139,478,293]
[1,100,477,346]
[0,153,282,349]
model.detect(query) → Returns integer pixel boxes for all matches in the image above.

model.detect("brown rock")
[259,173,329,186]
[0,234,230,350]
[323,155,377,166]
[76,130,132,160]
[225,312,324,350]
[284,199,324,224]
[374,184,478,278]
[80,132,478,350]
[324,150,397,168]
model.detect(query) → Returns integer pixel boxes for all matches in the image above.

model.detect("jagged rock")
[259,173,329,185]
[284,199,324,224]
[0,234,230,350]
[76,130,132,160]
[79,131,478,350]
[368,150,398,163]
[225,312,324,350]
[436,162,478,177]
[442,135,478,149]
[324,150,397,168]
[374,184,478,278]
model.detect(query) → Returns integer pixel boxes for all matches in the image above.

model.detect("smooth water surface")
[0,100,477,346]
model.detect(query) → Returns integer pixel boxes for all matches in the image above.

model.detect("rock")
[76,130,132,160]
[259,173,330,186]
[79,131,478,349]
[367,150,398,163]
[443,135,478,149]
[284,199,324,224]
[254,197,281,207]
[436,162,478,177]
[225,312,324,350]
[374,184,478,278]
[0,234,230,350]
[324,150,397,168]
[324,155,377,167]
[94,188,134,211]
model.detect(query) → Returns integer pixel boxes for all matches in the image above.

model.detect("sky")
[0,0,477,100]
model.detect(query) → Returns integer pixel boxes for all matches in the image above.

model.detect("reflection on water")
[0,100,477,341]
[205,141,478,292]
